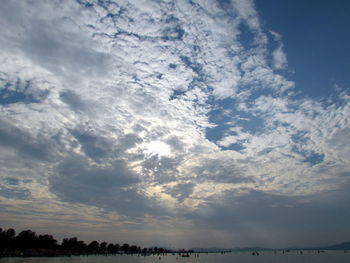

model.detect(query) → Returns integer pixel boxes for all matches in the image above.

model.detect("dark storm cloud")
[166,136,185,152]
[141,155,181,183]
[70,128,143,160]
[0,120,54,161]
[52,155,138,191]
[115,133,143,153]
[60,90,88,113]
[165,182,195,203]
[184,188,350,246]
[50,155,165,217]
[193,190,304,228]
[191,158,254,184]
[70,130,112,159]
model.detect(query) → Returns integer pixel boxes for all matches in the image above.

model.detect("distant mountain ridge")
[318,242,350,250]
[192,241,350,253]
[191,247,274,253]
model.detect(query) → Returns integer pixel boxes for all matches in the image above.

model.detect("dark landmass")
[318,242,350,251]
[192,242,350,253]
[192,247,278,253]
[0,227,192,258]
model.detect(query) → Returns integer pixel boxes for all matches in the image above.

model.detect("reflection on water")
[1,251,350,263]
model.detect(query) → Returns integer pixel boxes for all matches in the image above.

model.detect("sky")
[0,0,350,249]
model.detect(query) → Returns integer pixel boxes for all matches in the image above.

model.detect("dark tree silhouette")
[36,235,58,249]
[0,226,183,257]
[61,237,86,252]
[106,243,120,254]
[87,240,99,253]
[100,241,107,253]
[0,228,16,252]
[130,245,140,253]
[114,243,120,253]
[120,243,130,253]
[107,243,115,254]
[16,230,38,249]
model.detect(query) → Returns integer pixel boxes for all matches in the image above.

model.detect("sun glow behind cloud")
[143,141,172,159]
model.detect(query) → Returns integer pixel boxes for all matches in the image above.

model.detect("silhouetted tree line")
[0,227,180,257]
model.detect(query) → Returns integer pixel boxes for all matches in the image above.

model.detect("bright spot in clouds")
[144,141,172,158]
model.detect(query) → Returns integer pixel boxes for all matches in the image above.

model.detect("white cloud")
[272,46,288,69]
[270,31,288,69]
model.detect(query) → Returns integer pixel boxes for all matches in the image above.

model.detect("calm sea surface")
[1,251,349,263]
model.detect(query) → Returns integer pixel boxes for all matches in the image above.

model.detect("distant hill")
[192,241,350,253]
[191,247,273,253]
[294,241,350,251]
[321,242,350,250]
[191,247,233,253]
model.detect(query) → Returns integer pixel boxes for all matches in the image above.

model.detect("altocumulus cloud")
[0,0,350,248]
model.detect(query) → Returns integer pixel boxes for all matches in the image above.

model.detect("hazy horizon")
[1,0,350,248]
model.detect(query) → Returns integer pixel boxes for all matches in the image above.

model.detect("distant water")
[1,251,350,263]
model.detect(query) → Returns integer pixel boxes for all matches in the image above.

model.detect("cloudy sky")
[1,0,350,248]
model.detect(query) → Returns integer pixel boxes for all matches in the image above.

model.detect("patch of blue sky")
[3,177,19,185]
[205,112,248,152]
[75,0,93,8]
[256,0,350,98]
[169,56,208,99]
[0,81,43,105]
[237,21,259,49]
[217,0,237,17]
[206,102,234,143]
[170,89,186,100]
[97,0,124,12]
[221,142,246,152]
[235,114,265,133]
[205,122,232,142]
[206,97,265,145]
[303,153,325,166]
[291,132,325,165]
[0,187,30,200]
[170,77,208,101]
[265,32,294,78]
[164,15,179,24]
[291,131,309,145]
[246,86,278,101]
[209,97,235,110]
[102,11,124,24]
[162,25,185,41]
[265,31,279,50]
[188,77,208,92]
[180,56,203,77]
[206,98,235,121]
